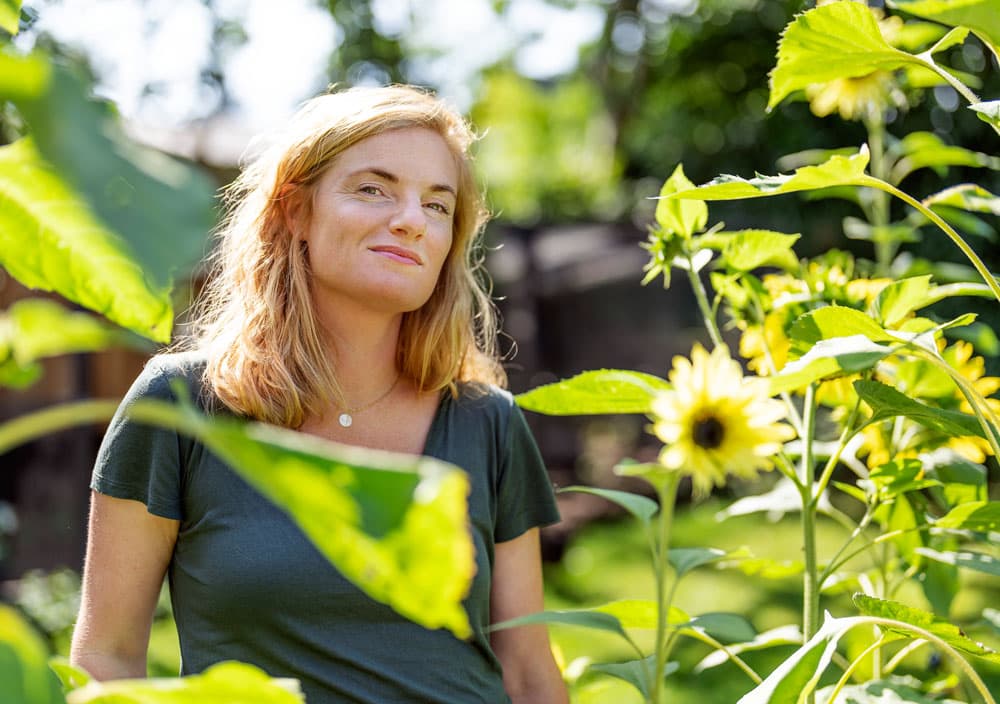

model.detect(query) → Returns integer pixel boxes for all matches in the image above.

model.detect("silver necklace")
[337,374,401,428]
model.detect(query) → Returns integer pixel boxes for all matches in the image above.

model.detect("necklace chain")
[338,374,401,428]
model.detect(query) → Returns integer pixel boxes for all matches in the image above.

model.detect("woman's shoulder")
[128,350,210,402]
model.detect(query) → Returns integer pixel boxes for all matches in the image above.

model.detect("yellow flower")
[740,312,792,377]
[651,344,796,497]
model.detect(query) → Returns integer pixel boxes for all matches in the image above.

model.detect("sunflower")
[651,344,796,497]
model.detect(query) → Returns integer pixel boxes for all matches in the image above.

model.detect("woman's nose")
[389,195,426,238]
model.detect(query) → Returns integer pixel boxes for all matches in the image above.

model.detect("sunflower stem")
[799,384,820,652]
[651,473,681,704]
[684,251,724,350]
[863,117,894,276]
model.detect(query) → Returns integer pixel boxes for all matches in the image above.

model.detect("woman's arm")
[490,528,569,704]
[71,491,179,680]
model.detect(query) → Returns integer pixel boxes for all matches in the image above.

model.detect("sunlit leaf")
[889,0,1000,58]
[769,2,919,111]
[558,486,658,525]
[66,662,302,704]
[490,608,630,641]
[854,379,988,439]
[132,396,475,638]
[0,604,65,704]
[717,477,814,522]
[614,460,682,494]
[0,0,21,35]
[516,369,670,415]
[680,613,756,644]
[892,132,1000,182]
[917,548,1000,577]
[970,100,1000,132]
[924,454,988,506]
[868,459,942,500]
[0,50,49,98]
[817,677,966,704]
[789,306,893,358]
[590,599,688,630]
[667,149,882,202]
[769,335,894,395]
[936,501,1000,532]
[853,594,1000,663]
[47,657,91,693]
[720,556,804,580]
[589,656,678,700]
[10,59,216,299]
[720,230,800,272]
[655,163,707,239]
[0,139,173,341]
[872,275,933,327]
[668,547,729,577]
[696,625,802,672]
[925,184,1000,219]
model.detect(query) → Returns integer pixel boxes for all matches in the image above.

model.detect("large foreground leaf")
[0,0,21,35]
[0,140,173,341]
[769,2,920,111]
[66,662,302,704]
[889,0,1000,58]
[0,605,64,704]
[131,396,475,638]
[516,369,670,415]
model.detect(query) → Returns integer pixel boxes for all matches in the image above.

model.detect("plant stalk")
[651,472,681,704]
[685,252,724,350]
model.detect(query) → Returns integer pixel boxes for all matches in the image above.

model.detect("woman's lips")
[369,245,423,265]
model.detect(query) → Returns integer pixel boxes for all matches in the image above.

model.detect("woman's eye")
[359,185,383,196]
[426,202,451,215]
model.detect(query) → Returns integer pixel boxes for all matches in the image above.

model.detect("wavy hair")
[180,85,505,427]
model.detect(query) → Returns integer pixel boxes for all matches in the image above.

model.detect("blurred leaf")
[948,321,1000,355]
[655,164,707,239]
[889,0,1000,57]
[558,486,658,525]
[0,139,173,341]
[737,614,849,703]
[925,183,1000,213]
[0,358,42,389]
[717,477,809,521]
[720,230,800,272]
[853,594,1000,663]
[613,460,682,494]
[0,0,21,35]
[0,50,49,97]
[696,625,802,673]
[843,217,920,244]
[872,275,933,327]
[0,604,65,704]
[668,547,729,577]
[66,662,302,704]
[817,677,965,704]
[854,380,988,439]
[720,556,804,580]
[516,370,670,415]
[922,205,997,242]
[590,599,688,630]
[917,548,1000,577]
[919,555,959,618]
[680,613,757,644]
[769,3,919,111]
[490,609,630,642]
[892,133,1000,182]
[970,100,1000,133]
[589,656,677,700]
[667,149,882,202]
[925,456,988,506]
[887,493,922,564]
[868,458,942,500]
[47,658,91,693]
[769,335,894,395]
[935,501,1000,532]
[132,396,475,638]
[11,59,216,298]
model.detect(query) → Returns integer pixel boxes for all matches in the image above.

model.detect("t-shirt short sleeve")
[90,354,200,520]
[494,401,561,543]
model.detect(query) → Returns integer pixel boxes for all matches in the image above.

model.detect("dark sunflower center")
[692,416,725,449]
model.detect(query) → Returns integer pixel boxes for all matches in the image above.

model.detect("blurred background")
[2,1,998,701]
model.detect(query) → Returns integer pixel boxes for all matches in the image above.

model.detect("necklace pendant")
[338,413,353,428]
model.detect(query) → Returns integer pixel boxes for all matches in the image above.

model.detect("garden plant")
[500,1,1000,702]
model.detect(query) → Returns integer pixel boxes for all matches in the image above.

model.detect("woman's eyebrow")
[351,167,457,197]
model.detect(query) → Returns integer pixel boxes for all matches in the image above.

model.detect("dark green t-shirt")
[91,352,561,704]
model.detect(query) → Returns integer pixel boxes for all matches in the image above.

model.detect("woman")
[71,85,568,704]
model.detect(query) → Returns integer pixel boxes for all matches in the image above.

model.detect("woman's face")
[299,126,459,316]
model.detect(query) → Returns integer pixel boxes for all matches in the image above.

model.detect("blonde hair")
[181,85,505,427]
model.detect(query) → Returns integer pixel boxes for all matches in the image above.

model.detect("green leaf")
[769,335,894,395]
[936,501,1000,532]
[892,133,1000,182]
[667,149,882,202]
[717,477,816,521]
[47,657,91,693]
[919,556,959,619]
[558,486,658,525]
[680,613,757,644]
[720,230,800,272]
[696,625,802,672]
[854,379,988,439]
[0,50,49,99]
[926,183,1000,214]
[970,100,1000,132]
[925,457,987,506]
[65,662,302,704]
[789,306,893,357]
[917,548,1000,577]
[132,396,475,638]
[0,604,65,704]
[613,460,683,494]
[868,458,942,500]
[721,556,804,580]
[853,593,1000,663]
[0,139,173,342]
[11,60,216,302]
[490,609,630,641]
[928,26,972,54]
[887,493,922,564]
[817,677,966,704]
[589,656,678,700]
[0,0,21,35]
[668,547,728,577]
[769,2,919,111]
[591,599,689,630]
[0,299,140,367]
[515,369,670,415]
[655,163,707,239]
[872,275,933,327]
[889,0,1000,58]
[737,614,849,703]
